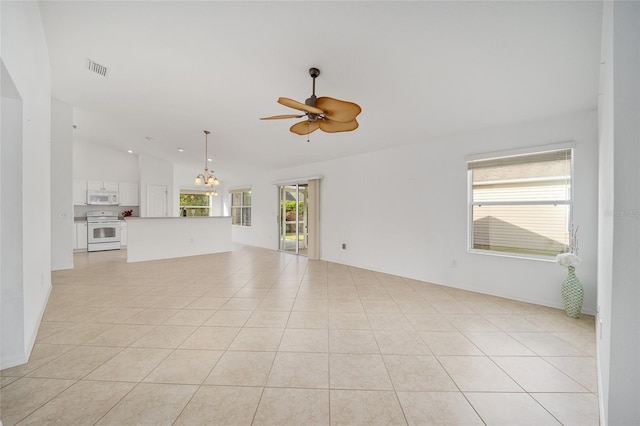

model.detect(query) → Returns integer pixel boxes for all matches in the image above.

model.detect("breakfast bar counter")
[125,216,232,263]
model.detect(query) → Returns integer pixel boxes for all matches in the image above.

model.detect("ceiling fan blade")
[278,97,324,115]
[316,97,362,123]
[290,120,320,135]
[260,114,305,120]
[319,119,359,133]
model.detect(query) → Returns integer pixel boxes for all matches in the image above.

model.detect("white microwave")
[87,189,119,205]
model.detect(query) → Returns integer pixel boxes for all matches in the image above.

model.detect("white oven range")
[87,210,121,252]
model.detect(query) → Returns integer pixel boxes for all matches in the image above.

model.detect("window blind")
[467,149,571,170]
[468,148,573,257]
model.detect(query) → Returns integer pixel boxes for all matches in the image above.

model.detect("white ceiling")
[39,1,602,181]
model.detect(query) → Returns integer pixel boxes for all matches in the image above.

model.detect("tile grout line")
[347,265,411,426]
[11,248,599,425]
[249,254,302,425]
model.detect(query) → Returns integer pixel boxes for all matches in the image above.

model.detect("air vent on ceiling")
[87,59,108,77]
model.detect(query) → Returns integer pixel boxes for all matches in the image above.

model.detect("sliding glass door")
[279,184,308,255]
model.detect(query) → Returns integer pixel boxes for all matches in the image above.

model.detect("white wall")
[73,140,139,182]
[597,2,640,424]
[231,180,277,249]
[228,110,599,313]
[51,98,74,270]
[72,141,140,219]
[1,74,25,368]
[597,2,614,421]
[73,133,227,220]
[0,1,52,368]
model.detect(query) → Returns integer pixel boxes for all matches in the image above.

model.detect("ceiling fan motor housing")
[305,94,317,107]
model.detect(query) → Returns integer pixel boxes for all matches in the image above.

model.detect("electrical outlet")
[342,243,347,249]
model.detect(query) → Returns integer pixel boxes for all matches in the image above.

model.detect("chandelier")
[194,130,219,196]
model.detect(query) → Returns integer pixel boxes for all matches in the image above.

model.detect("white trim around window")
[467,145,574,260]
[230,188,251,227]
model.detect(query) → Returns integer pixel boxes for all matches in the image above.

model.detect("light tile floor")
[1,246,599,425]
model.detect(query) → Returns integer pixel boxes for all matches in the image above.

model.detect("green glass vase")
[561,266,584,318]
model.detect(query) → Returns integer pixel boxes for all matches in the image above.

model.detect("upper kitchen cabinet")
[119,182,139,206]
[87,180,118,191]
[73,179,87,205]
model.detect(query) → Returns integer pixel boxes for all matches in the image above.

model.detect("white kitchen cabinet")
[87,180,118,191]
[119,182,139,206]
[87,181,101,191]
[104,181,119,191]
[75,222,88,250]
[73,179,87,205]
[120,221,127,247]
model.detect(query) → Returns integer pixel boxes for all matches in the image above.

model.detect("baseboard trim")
[0,352,28,370]
[25,282,53,356]
[1,282,52,371]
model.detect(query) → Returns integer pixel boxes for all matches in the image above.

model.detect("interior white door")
[147,184,167,217]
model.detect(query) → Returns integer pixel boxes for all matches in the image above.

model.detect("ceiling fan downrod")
[306,67,320,108]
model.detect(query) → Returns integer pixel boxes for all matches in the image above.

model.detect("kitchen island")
[125,216,232,263]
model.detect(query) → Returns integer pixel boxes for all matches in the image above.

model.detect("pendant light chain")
[195,130,219,196]
[204,130,210,172]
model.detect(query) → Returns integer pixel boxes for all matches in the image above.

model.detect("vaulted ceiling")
[39,1,602,181]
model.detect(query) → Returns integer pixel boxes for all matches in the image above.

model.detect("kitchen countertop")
[74,217,136,222]
[125,216,231,220]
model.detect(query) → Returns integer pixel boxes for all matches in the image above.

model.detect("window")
[179,193,210,217]
[467,148,572,258]
[230,189,251,226]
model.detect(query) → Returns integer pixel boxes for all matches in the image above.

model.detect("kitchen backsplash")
[74,205,140,219]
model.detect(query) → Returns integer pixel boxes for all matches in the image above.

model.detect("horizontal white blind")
[469,148,572,257]
[472,204,569,255]
[473,179,571,202]
[467,149,571,170]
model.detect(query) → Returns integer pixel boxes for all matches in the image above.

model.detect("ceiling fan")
[260,67,362,136]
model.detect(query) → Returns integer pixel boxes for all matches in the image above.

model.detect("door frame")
[146,184,168,217]
[273,176,321,259]
[279,184,308,256]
